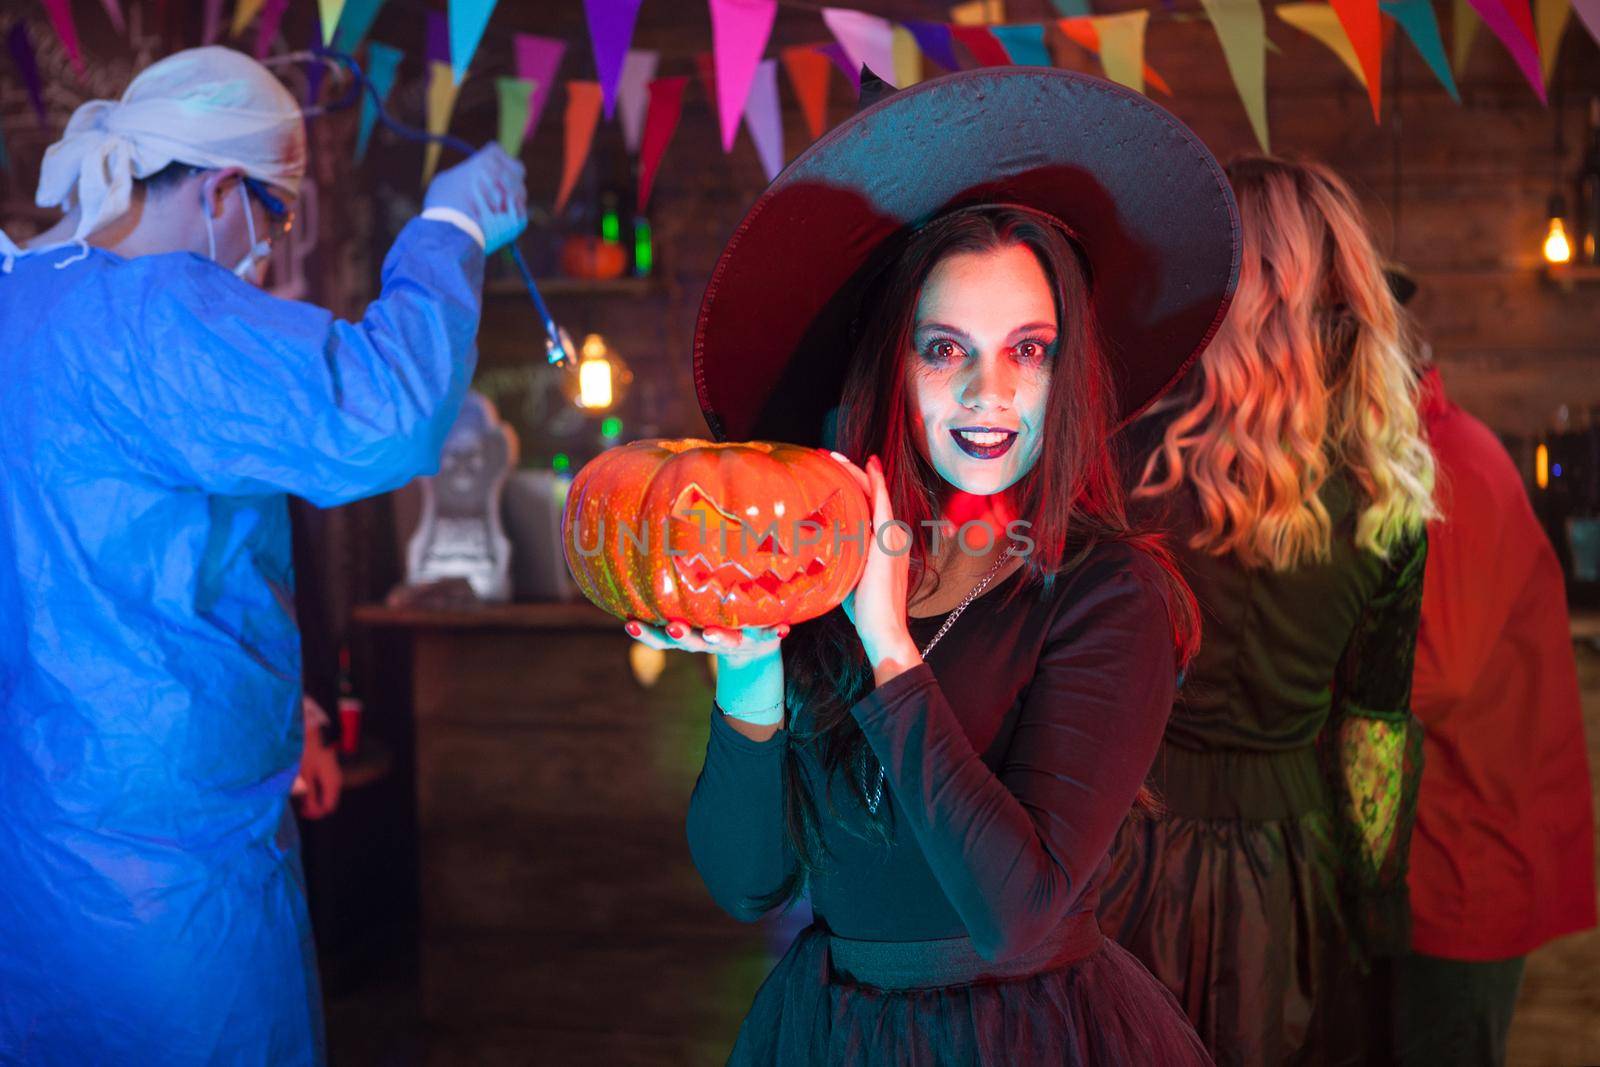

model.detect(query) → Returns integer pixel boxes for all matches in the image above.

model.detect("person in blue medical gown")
[0,46,527,1065]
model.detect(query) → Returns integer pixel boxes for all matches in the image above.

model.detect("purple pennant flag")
[585,0,644,119]
[7,23,47,126]
[426,9,450,67]
[745,57,784,181]
[904,19,960,71]
[202,0,225,45]
[514,34,567,142]
[306,14,327,106]
[816,41,861,94]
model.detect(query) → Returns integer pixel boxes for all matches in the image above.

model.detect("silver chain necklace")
[860,544,1017,814]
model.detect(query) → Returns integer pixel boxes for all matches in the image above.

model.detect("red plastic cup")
[338,696,363,756]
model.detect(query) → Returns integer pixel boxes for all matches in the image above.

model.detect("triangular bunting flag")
[711,0,778,152]
[1278,3,1371,86]
[617,50,660,154]
[585,0,644,119]
[426,9,450,65]
[892,26,925,86]
[423,60,461,186]
[1093,11,1151,92]
[515,35,567,144]
[41,0,87,76]
[1535,0,1571,83]
[1057,18,1174,94]
[497,77,536,157]
[904,20,962,70]
[203,0,226,45]
[100,0,127,35]
[356,41,402,161]
[1453,0,1484,67]
[448,0,498,84]
[1465,0,1546,101]
[816,41,862,94]
[1201,0,1271,150]
[990,23,1053,64]
[746,58,784,182]
[823,8,899,86]
[781,44,833,141]
[319,0,347,47]
[556,81,604,213]
[232,0,269,39]
[306,13,329,104]
[254,0,292,60]
[333,0,386,52]
[1381,0,1460,100]
[1575,0,1600,43]
[8,23,46,126]
[951,0,1006,24]
[1327,0,1385,118]
[951,25,1013,65]
[638,76,688,213]
[1052,0,1093,13]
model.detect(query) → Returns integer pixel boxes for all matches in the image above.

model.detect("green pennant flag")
[1201,0,1270,151]
[497,77,536,157]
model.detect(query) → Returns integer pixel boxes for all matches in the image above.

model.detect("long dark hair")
[754,205,1200,912]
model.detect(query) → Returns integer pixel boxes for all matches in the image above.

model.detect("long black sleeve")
[851,554,1180,962]
[685,706,797,922]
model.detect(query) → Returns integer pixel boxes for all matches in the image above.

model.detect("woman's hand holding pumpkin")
[824,452,923,688]
[623,619,788,731]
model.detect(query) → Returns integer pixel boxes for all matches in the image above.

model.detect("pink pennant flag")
[617,49,660,154]
[585,0,644,119]
[1576,0,1600,42]
[745,57,784,181]
[710,0,778,152]
[99,0,127,34]
[255,0,292,59]
[638,76,688,212]
[202,0,225,44]
[515,34,567,143]
[1466,0,1547,100]
[822,8,899,86]
[41,0,86,77]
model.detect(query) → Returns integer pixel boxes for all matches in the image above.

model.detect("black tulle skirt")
[1096,745,1381,1067]
[726,921,1214,1066]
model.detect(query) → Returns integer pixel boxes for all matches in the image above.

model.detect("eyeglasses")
[243,177,295,240]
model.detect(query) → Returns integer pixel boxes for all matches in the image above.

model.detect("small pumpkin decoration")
[562,439,872,630]
[559,236,627,280]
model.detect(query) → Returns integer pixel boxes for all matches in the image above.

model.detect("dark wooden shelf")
[1546,263,1600,291]
[484,275,659,298]
[352,599,619,632]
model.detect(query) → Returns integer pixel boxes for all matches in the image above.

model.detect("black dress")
[1097,476,1427,1067]
[686,542,1213,1065]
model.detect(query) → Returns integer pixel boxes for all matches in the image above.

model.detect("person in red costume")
[1395,354,1597,1066]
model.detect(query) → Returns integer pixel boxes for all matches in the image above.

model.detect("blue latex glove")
[424,143,529,254]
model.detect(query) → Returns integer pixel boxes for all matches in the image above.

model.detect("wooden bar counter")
[352,601,793,1064]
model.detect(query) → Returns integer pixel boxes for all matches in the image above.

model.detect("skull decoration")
[562,439,872,629]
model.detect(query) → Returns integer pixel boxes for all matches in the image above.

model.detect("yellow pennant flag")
[1201,0,1271,151]
[318,0,346,45]
[231,0,268,38]
[1536,0,1572,84]
[1276,2,1369,86]
[1452,0,1481,74]
[423,60,461,187]
[892,25,924,86]
[1092,11,1151,94]
[950,0,1005,26]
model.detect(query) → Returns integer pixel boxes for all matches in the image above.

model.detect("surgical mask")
[203,183,272,281]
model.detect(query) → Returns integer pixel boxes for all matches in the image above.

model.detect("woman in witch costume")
[624,69,1239,1063]
[1097,156,1437,1065]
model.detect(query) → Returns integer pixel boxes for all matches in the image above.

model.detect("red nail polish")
[625,622,641,637]
[667,622,686,639]
[777,624,791,638]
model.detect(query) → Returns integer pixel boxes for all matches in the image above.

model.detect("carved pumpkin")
[559,236,627,280]
[562,439,872,629]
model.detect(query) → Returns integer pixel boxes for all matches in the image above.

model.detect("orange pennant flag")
[781,44,833,142]
[1329,0,1385,118]
[1055,18,1174,95]
[555,81,604,214]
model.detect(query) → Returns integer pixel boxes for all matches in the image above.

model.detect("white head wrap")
[37,46,305,241]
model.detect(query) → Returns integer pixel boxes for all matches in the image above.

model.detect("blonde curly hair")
[1135,156,1435,570]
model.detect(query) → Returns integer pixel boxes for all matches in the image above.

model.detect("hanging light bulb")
[1544,195,1574,265]
[568,333,633,413]
[1537,443,1550,489]
[629,642,667,688]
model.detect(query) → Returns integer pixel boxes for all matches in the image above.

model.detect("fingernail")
[624,621,641,637]
[830,450,850,463]
[777,624,791,638]
[704,631,721,644]
[666,622,687,639]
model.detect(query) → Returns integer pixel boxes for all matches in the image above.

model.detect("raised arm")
[850,554,1180,961]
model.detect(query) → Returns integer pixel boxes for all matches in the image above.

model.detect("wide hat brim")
[694,67,1241,447]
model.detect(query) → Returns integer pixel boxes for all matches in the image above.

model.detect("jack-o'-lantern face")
[562,439,872,629]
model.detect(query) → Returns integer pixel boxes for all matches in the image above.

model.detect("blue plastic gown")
[0,218,484,1065]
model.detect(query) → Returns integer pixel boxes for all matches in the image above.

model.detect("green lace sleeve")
[1322,532,1428,964]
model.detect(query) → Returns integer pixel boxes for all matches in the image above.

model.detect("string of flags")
[7,0,1600,189]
